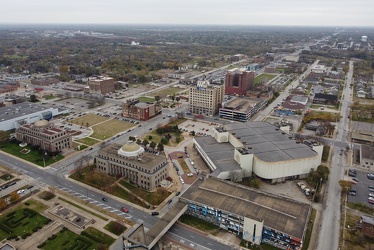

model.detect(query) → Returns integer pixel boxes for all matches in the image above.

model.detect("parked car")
[151,212,159,216]
[121,207,129,213]
[349,189,356,196]
[368,173,374,180]
[17,189,25,194]
[352,178,359,183]
[102,197,108,202]
[167,199,172,205]
[176,191,181,196]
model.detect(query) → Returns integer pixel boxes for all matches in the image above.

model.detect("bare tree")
[229,171,242,182]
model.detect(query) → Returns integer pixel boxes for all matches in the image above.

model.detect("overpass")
[123,201,188,249]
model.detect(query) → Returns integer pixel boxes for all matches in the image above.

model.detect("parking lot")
[347,169,374,207]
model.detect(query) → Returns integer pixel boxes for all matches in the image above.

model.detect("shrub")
[6,211,16,217]
[37,242,46,248]
[48,234,57,240]
[7,235,17,240]
[81,231,101,242]
[62,239,70,246]
[22,221,30,226]
[25,202,30,206]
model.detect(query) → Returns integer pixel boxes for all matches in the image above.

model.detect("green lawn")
[0,141,64,167]
[91,120,135,140]
[148,87,183,98]
[254,74,276,85]
[138,96,155,103]
[0,208,50,240]
[111,185,147,208]
[104,221,127,236]
[75,137,101,146]
[117,180,170,206]
[40,226,115,250]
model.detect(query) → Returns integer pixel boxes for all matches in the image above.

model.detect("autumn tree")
[0,198,8,210]
[9,192,21,203]
[0,130,10,142]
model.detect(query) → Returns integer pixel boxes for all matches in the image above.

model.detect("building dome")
[118,141,144,157]
[34,119,50,128]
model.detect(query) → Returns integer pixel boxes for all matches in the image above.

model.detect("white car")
[187,173,193,177]
[17,189,25,194]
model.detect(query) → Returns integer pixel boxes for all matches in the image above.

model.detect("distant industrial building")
[180,177,309,249]
[168,71,193,80]
[122,99,161,121]
[15,119,72,153]
[230,54,247,62]
[225,68,255,96]
[95,141,168,190]
[4,75,30,81]
[0,80,20,93]
[88,76,115,95]
[219,97,267,122]
[189,81,225,116]
[193,122,323,183]
[31,77,59,86]
[0,102,65,131]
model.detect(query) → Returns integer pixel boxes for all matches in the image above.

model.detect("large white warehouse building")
[0,102,64,131]
[194,122,323,183]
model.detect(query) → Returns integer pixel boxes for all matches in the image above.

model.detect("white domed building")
[95,141,168,190]
[15,119,72,153]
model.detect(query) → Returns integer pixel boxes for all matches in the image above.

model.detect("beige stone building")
[15,120,72,152]
[189,81,225,116]
[95,141,168,190]
[88,76,115,94]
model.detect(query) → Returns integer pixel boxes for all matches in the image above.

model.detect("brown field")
[70,114,109,127]
[91,119,135,140]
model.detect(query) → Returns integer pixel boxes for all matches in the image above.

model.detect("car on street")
[348,189,356,196]
[102,197,108,202]
[167,199,172,205]
[121,207,129,213]
[151,212,159,216]
[368,173,374,180]
[352,178,359,183]
[176,191,180,196]
[17,189,25,194]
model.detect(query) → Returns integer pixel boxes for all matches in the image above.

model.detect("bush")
[32,228,39,232]
[48,234,57,240]
[6,211,16,217]
[7,235,17,240]
[81,231,101,242]
[22,221,30,226]
[25,202,30,206]
[62,239,70,246]
[37,242,46,248]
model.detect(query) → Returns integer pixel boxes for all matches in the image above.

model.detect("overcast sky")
[1,0,372,27]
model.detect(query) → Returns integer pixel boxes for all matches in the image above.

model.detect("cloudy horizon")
[1,0,373,27]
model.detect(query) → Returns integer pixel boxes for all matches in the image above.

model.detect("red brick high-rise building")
[225,69,254,96]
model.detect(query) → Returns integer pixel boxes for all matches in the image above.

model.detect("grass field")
[75,137,101,146]
[254,74,277,85]
[70,114,109,127]
[138,96,155,103]
[91,120,135,140]
[148,87,183,98]
[40,226,114,250]
[0,141,64,167]
[0,208,50,240]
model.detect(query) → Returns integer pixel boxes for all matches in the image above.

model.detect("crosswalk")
[54,185,132,219]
